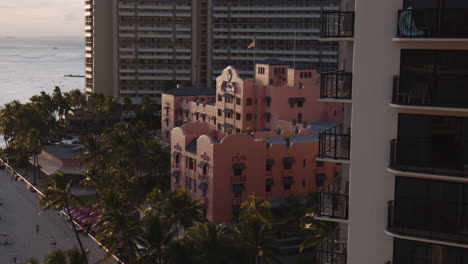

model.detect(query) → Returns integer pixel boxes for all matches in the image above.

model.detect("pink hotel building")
[162,59,344,223]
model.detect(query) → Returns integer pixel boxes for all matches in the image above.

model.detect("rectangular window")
[265,182,272,192]
[246,114,252,121]
[266,164,272,171]
[188,178,193,190]
[246,98,253,106]
[217,124,222,130]
[298,113,303,123]
[316,174,326,187]
[232,184,244,197]
[303,159,306,168]
[236,113,241,120]
[316,161,324,167]
[236,98,241,105]
[218,94,222,101]
[218,109,222,116]
[234,168,243,176]
[297,101,303,108]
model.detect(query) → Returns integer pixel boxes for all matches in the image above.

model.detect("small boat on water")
[64,74,85,78]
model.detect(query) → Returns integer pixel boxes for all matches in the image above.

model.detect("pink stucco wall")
[171,122,339,223]
[161,63,343,141]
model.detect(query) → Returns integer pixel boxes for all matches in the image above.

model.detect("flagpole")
[294,30,297,68]
[254,46,256,70]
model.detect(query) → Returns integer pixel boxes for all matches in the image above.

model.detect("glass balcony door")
[394,177,468,237]
[396,50,468,108]
[396,114,468,174]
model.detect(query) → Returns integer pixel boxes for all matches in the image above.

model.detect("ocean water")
[0,36,85,106]
[0,36,84,147]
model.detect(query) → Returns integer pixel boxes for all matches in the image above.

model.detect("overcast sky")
[0,0,83,36]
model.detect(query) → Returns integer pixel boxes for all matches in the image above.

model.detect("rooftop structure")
[30,144,86,176]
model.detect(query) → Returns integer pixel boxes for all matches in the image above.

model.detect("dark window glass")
[246,98,253,105]
[394,238,468,264]
[246,114,252,121]
[234,168,243,176]
[395,176,468,235]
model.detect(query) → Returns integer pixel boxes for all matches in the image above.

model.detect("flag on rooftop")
[248,37,256,49]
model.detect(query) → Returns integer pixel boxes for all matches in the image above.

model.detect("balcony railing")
[397,8,468,38]
[321,12,355,38]
[392,75,468,109]
[316,228,347,264]
[389,138,468,178]
[317,176,349,220]
[318,124,350,161]
[387,200,468,245]
[320,71,352,100]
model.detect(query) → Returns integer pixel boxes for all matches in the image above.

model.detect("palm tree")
[43,249,67,264]
[94,190,143,264]
[300,218,337,252]
[39,173,88,264]
[139,214,174,264]
[22,259,40,264]
[22,248,86,264]
[182,222,247,264]
[146,189,205,241]
[237,194,279,264]
[67,89,87,112]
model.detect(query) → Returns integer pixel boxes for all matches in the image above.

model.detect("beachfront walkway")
[0,169,109,264]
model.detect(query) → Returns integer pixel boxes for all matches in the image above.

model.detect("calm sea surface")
[0,36,85,106]
[0,36,84,147]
